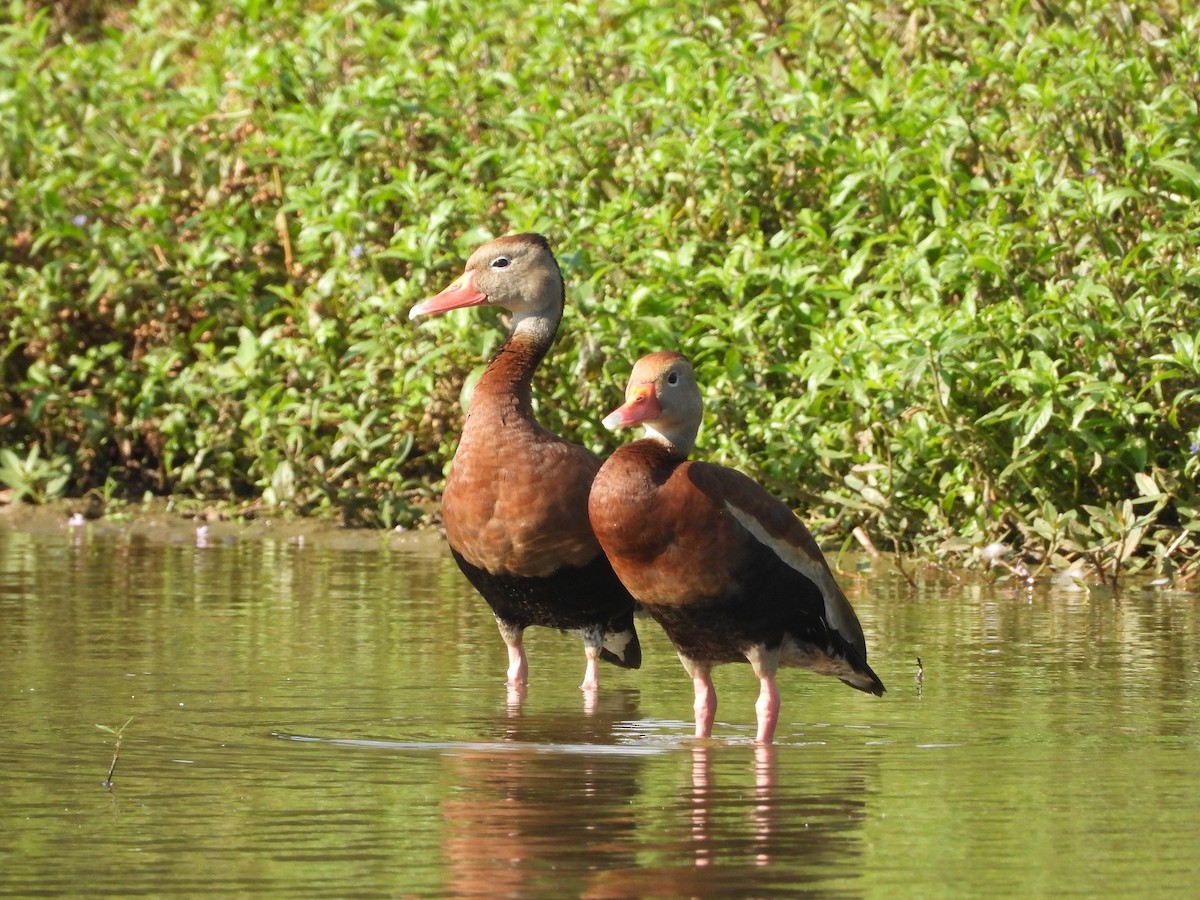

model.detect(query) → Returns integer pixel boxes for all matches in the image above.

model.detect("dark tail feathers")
[601,622,642,669]
[839,658,886,696]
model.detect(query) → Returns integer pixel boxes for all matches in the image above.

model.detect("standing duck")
[588,351,884,743]
[410,234,640,692]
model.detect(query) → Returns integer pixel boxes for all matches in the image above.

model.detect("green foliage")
[0,445,71,502]
[1,0,1198,575]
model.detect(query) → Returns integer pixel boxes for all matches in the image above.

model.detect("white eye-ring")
[491,256,511,269]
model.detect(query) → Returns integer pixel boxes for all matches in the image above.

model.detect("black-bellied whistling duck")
[410,234,640,693]
[588,351,884,743]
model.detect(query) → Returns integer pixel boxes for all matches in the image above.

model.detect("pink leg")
[679,654,716,738]
[505,639,528,687]
[497,619,528,687]
[692,669,717,738]
[754,674,780,744]
[580,627,603,693]
[581,648,601,693]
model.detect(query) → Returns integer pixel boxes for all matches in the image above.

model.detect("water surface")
[2,515,1197,896]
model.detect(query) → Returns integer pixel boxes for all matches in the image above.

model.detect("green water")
[2,517,1197,897]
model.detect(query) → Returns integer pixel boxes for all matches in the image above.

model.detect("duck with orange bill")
[588,351,884,743]
[410,234,641,694]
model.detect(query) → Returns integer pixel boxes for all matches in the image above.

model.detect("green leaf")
[1018,398,1055,450]
[1153,158,1200,193]
[1133,472,1162,498]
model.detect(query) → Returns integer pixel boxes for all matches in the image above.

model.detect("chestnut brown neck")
[466,316,558,429]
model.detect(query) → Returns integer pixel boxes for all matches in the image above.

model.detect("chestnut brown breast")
[443,334,602,578]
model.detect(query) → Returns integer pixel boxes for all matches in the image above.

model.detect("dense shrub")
[1,0,1198,577]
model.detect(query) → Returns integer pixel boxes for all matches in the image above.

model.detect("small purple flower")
[350,243,364,259]
[1191,441,1199,454]
[72,214,88,227]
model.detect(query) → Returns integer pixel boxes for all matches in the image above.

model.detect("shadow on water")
[1,517,1198,896]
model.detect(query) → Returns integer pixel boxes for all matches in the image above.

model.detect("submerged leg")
[496,618,528,686]
[581,649,601,693]
[679,654,716,738]
[747,645,782,745]
[754,676,781,744]
[693,671,717,738]
[580,626,603,693]
[506,641,529,686]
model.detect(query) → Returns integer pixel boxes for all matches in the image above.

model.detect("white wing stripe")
[723,501,855,639]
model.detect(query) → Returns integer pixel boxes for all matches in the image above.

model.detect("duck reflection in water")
[441,689,645,897]
[583,743,872,896]
[689,745,779,869]
[442,712,873,898]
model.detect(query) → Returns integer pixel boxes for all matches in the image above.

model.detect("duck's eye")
[490,256,511,269]
[667,371,679,385]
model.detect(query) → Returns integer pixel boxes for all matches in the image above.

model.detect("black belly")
[451,549,639,641]
[645,545,835,665]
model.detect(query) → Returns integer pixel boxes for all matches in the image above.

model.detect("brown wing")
[683,462,869,660]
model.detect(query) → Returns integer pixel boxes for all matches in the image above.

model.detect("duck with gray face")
[589,350,884,744]
[411,234,641,695]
